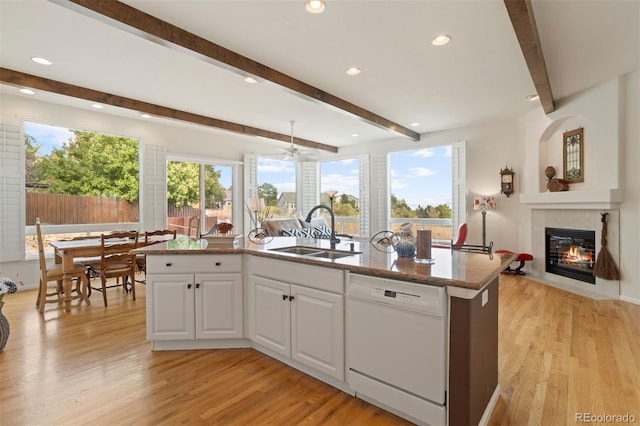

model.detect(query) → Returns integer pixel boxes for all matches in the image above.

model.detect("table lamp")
[473,196,496,248]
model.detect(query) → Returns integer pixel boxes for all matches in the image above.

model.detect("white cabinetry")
[247,256,344,381]
[146,255,243,342]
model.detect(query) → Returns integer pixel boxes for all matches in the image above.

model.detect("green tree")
[435,203,452,218]
[167,161,199,207]
[25,134,46,186]
[333,202,357,216]
[258,183,278,206]
[38,131,139,201]
[204,166,225,208]
[167,162,226,208]
[339,193,358,211]
[390,194,416,218]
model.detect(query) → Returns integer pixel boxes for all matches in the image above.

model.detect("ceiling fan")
[268,121,318,161]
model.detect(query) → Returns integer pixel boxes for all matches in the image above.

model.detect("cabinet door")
[290,284,344,380]
[248,275,291,357]
[146,273,195,340]
[195,273,243,339]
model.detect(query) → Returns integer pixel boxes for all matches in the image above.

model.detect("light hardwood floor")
[0,275,638,425]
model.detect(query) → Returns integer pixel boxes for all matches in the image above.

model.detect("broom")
[593,212,620,280]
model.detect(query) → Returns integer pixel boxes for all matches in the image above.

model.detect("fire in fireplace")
[545,227,596,284]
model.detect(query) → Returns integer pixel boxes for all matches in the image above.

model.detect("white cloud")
[412,148,435,158]
[409,167,437,177]
[257,158,295,174]
[321,173,359,195]
[275,181,296,193]
[442,145,452,157]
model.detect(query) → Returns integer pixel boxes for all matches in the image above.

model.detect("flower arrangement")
[0,278,18,303]
[216,222,234,234]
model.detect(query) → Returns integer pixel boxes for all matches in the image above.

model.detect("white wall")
[518,73,639,303]
[620,70,640,302]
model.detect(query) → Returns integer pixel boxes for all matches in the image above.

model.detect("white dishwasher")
[347,274,447,426]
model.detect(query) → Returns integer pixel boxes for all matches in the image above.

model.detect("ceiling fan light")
[305,0,326,14]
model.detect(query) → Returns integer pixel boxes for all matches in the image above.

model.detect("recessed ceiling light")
[346,67,361,76]
[352,133,359,137]
[526,94,540,101]
[244,76,258,84]
[431,35,451,46]
[305,0,326,14]
[91,103,104,109]
[31,57,52,65]
[19,88,36,95]
[411,122,420,127]
[140,113,152,119]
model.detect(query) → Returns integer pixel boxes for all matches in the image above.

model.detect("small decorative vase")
[396,238,416,258]
[0,301,9,352]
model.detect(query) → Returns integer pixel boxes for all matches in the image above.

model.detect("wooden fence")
[27,192,218,236]
[26,192,139,225]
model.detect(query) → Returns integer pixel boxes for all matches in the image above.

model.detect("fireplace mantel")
[520,189,623,210]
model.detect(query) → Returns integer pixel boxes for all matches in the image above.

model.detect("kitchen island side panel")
[449,277,499,425]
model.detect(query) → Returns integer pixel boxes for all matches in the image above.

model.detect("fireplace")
[545,227,596,284]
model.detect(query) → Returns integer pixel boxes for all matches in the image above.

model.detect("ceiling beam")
[49,0,421,142]
[504,0,555,114]
[0,68,338,153]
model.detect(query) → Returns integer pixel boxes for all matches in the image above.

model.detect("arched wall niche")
[536,114,594,193]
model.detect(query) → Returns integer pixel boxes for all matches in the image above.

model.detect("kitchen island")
[133,236,514,426]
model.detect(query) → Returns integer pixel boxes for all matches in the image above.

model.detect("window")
[167,159,233,237]
[23,121,140,258]
[257,157,297,218]
[389,146,453,244]
[320,158,361,235]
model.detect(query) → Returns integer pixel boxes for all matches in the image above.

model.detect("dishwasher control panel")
[348,275,446,316]
[372,287,423,305]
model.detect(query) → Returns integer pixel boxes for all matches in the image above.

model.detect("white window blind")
[299,161,319,217]
[141,143,167,231]
[359,155,370,238]
[243,153,258,231]
[0,119,25,262]
[369,153,389,237]
[451,140,467,235]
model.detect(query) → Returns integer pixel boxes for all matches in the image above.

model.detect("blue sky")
[25,121,451,208]
[24,121,74,155]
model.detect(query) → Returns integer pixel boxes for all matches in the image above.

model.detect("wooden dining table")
[49,234,173,312]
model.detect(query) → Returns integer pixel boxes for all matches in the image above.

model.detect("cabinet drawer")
[147,254,242,274]
[248,255,344,294]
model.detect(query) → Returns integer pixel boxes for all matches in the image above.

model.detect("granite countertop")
[132,236,515,290]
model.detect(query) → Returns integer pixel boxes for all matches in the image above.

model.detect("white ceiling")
[1,0,638,155]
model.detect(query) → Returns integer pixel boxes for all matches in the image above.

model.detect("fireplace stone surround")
[530,209,620,299]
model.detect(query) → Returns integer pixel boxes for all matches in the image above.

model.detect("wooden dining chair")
[35,219,91,313]
[135,229,177,276]
[88,231,138,307]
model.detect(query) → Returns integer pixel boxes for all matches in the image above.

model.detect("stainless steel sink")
[269,246,326,256]
[269,245,361,259]
[307,250,359,260]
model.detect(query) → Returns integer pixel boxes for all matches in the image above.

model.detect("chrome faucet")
[305,205,341,249]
